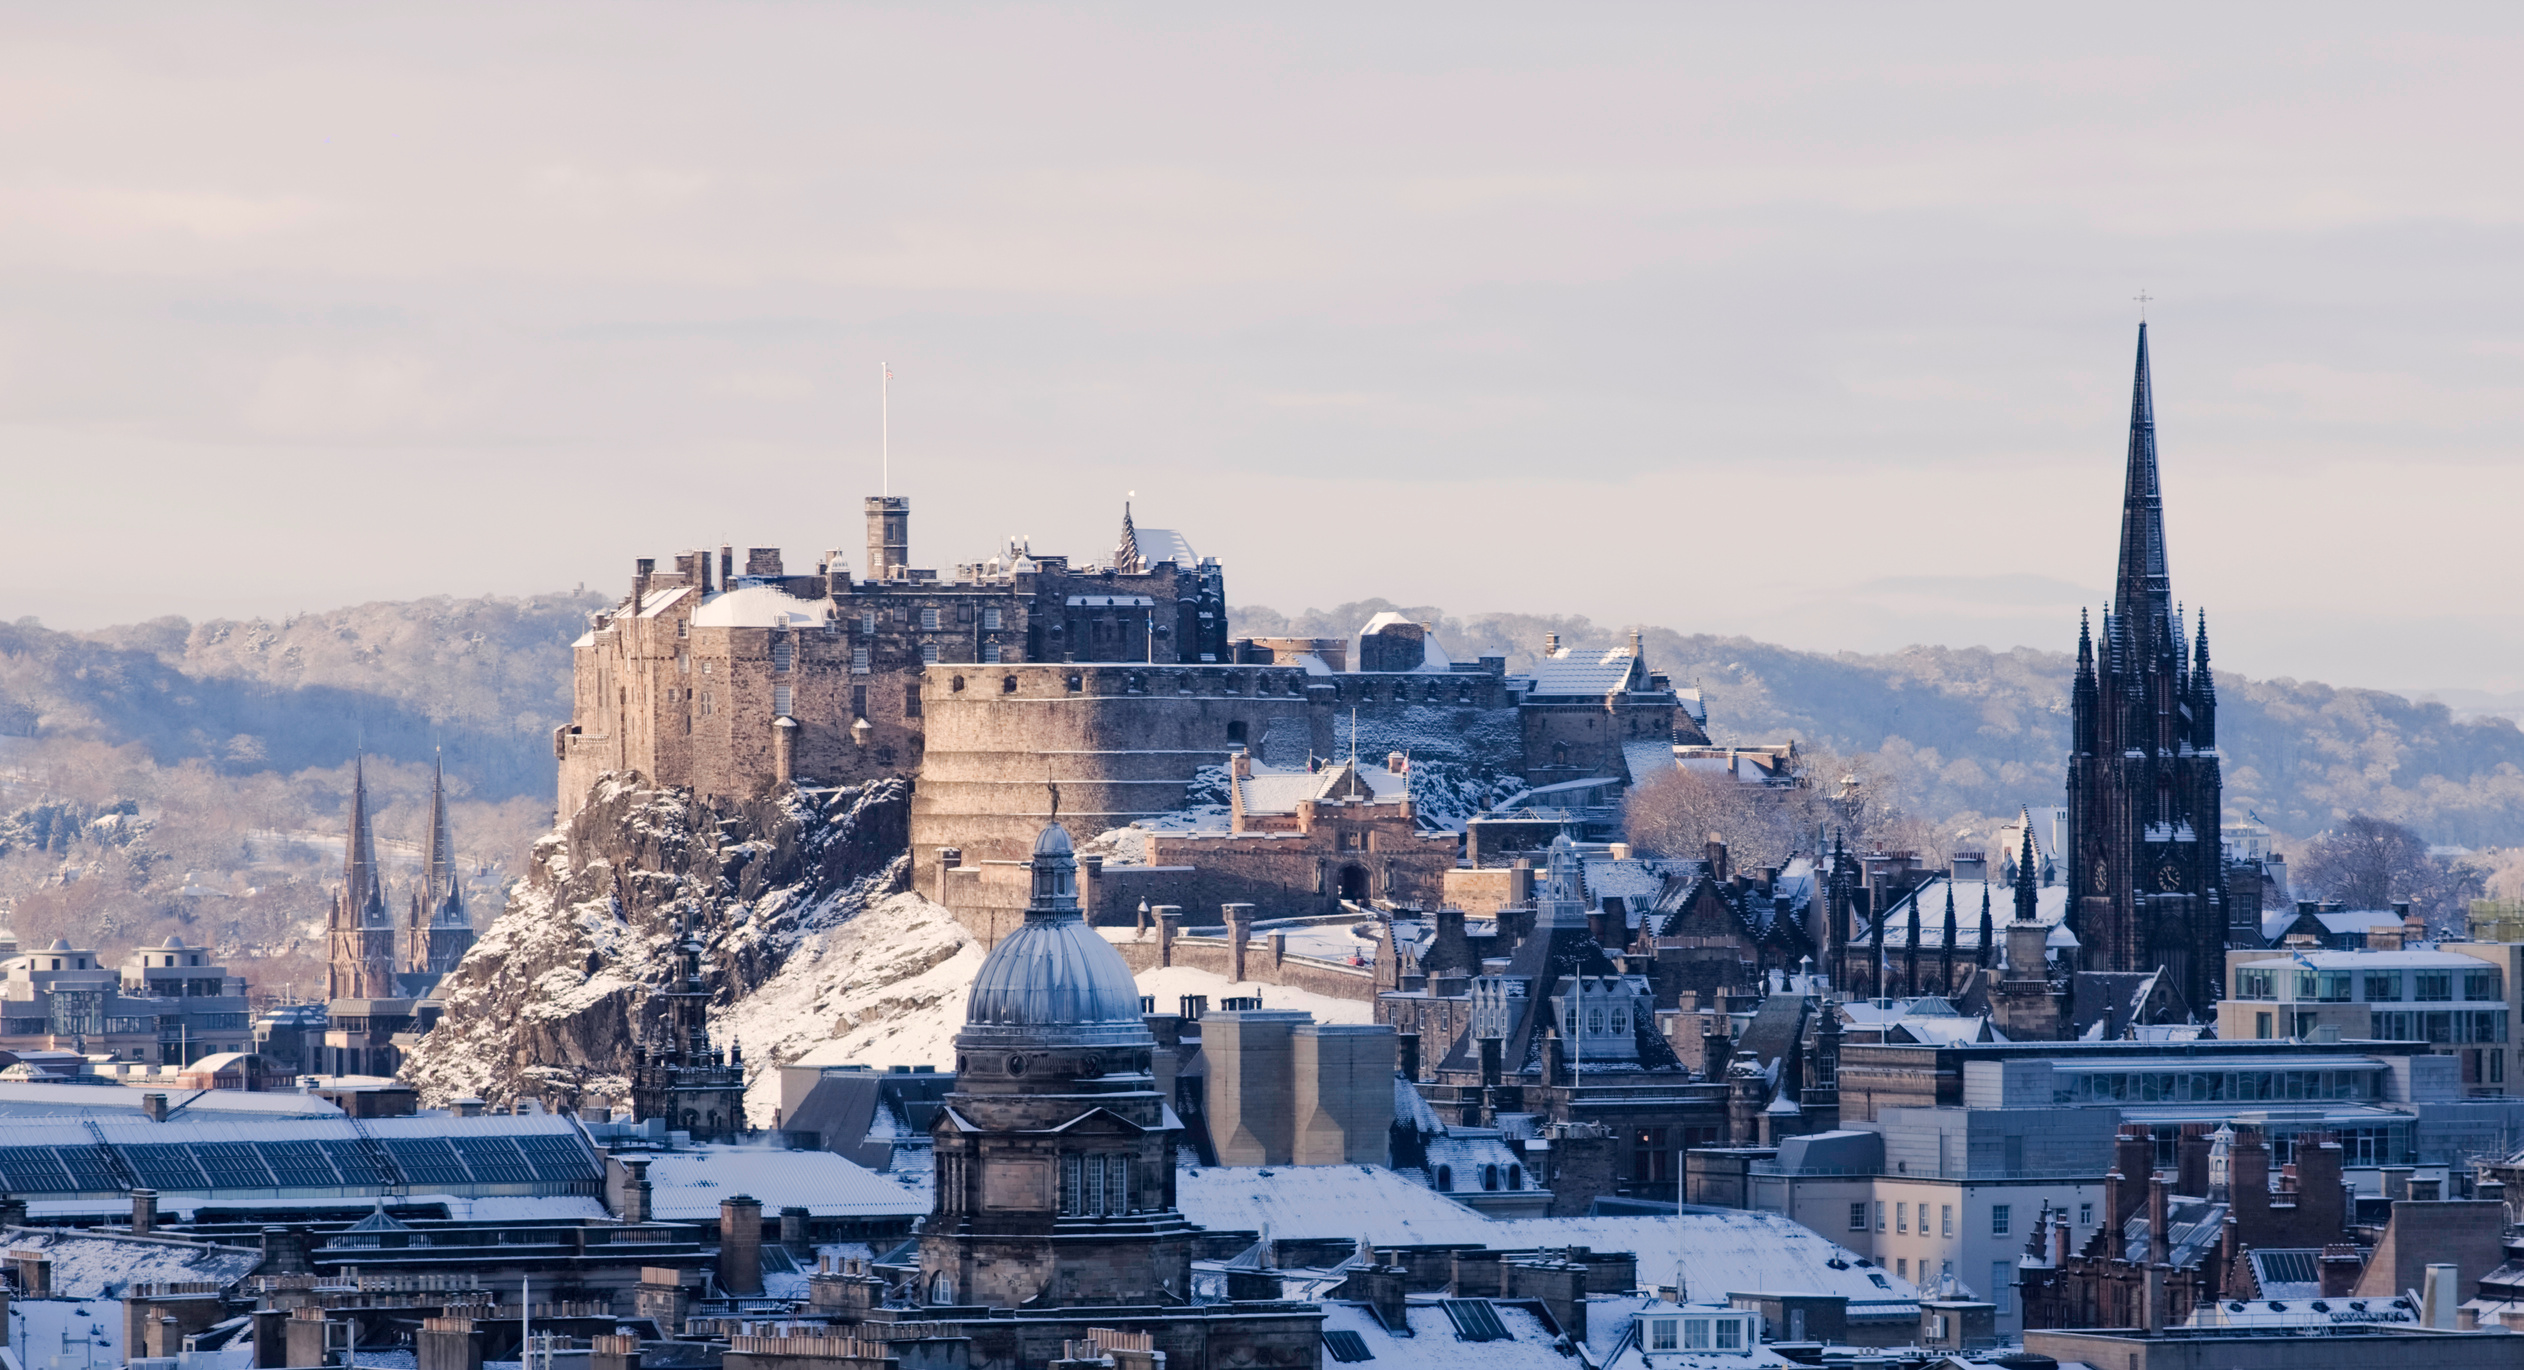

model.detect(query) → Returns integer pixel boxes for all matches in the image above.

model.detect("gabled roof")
[1524,649,1643,697]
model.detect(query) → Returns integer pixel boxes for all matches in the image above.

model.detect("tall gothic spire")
[343,755,385,924]
[1977,883,1994,968]
[1939,879,1958,990]
[1114,501,1144,574]
[2114,323,2175,650]
[422,751,461,921]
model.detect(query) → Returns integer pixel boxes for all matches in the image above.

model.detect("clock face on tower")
[2156,863,2184,892]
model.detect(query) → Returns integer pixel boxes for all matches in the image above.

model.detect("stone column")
[1225,904,1255,981]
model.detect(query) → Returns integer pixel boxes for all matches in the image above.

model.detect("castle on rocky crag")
[558,497,1701,939]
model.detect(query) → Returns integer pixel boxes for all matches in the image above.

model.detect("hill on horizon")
[3,589,2520,961]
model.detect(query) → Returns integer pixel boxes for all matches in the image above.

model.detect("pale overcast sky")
[7,5,2523,694]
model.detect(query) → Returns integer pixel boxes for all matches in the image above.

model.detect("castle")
[558,498,1696,939]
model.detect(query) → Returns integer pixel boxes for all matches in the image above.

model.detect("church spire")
[1114,500,1144,574]
[343,755,385,924]
[1977,882,1994,968]
[2013,812,2039,923]
[422,751,461,923]
[2114,323,2175,651]
[1939,878,1958,991]
[2191,608,2217,748]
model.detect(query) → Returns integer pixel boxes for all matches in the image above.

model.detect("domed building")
[920,822,1200,1308]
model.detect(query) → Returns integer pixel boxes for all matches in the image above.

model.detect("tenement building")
[2066,323,2226,1011]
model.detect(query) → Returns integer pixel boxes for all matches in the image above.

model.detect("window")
[1435,1165,1453,1191]
[851,646,871,674]
[1586,1009,1604,1034]
[984,608,1002,630]
[2417,972,2453,1002]
[1991,1204,2011,1236]
[1992,1260,2014,1315]
[905,684,922,717]
[1650,1320,1677,1351]
[2316,972,2353,1002]
[1324,1331,1374,1364]
[2237,968,2276,1000]
[677,651,690,675]
[773,686,792,716]
[2468,969,2502,1001]
[1683,1319,1710,1350]
[1941,1204,1953,1237]
[1896,1258,1908,1279]
[2366,971,2404,1001]
[921,643,939,665]
[860,611,877,634]
[699,691,715,716]
[2256,1011,2272,1039]
[1611,1008,1628,1033]
[852,685,868,718]
[772,639,794,671]
[2078,1202,2094,1226]
[984,644,1002,663]
[1714,1319,1742,1350]
[1875,1201,1886,1232]
[922,608,940,631]
[1850,1202,1869,1232]
[1896,1202,1908,1233]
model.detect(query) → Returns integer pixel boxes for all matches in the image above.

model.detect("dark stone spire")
[2115,323,2174,648]
[2014,815,2040,923]
[1977,882,1994,968]
[1904,898,1921,997]
[2192,609,2217,748]
[422,751,460,922]
[1939,878,1957,991]
[342,755,386,924]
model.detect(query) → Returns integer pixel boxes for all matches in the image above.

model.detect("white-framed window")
[773,686,792,715]
[2078,1201,2094,1226]
[921,608,941,631]
[1875,1200,1886,1232]
[984,608,1002,630]
[1650,1320,1677,1351]
[1942,1204,1953,1237]
[1714,1318,1742,1351]
[1896,1202,1908,1233]
[1683,1319,1710,1350]
[1992,1203,2011,1236]
[852,647,871,674]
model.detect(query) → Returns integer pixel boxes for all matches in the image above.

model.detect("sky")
[6,5,2524,696]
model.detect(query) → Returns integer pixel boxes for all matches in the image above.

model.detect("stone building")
[556,500,1228,814]
[628,913,748,1141]
[2066,323,2226,1011]
[314,756,477,1077]
[0,933,253,1065]
[560,496,1694,944]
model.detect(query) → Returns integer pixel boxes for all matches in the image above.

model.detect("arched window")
[1552,742,1569,766]
[1611,1008,1629,1033]
[1482,1164,1500,1191]
[1507,1165,1523,1191]
[930,1272,956,1303]
[1435,1165,1453,1191]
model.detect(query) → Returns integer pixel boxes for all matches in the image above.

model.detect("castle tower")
[327,757,400,1000]
[2065,323,2224,1010]
[864,496,909,582]
[919,822,1196,1309]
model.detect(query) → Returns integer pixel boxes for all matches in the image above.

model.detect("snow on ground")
[727,892,1375,1123]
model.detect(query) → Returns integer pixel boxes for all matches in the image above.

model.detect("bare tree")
[2294,813,2483,928]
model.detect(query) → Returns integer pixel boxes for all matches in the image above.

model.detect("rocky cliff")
[398,772,912,1108]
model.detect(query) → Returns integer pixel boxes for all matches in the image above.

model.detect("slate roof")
[1524,650,1643,697]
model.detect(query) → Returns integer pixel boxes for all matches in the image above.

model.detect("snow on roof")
[1524,651,1641,698]
[1178,1166,1907,1307]
[636,1147,930,1220]
[0,1227,263,1298]
[1133,527,1200,567]
[633,585,695,618]
[1673,688,1708,726]
[2261,907,2409,941]
[1620,741,1676,786]
[688,585,825,629]
[0,1083,343,1120]
[1291,654,1336,676]
[1317,1300,1568,1370]
[1869,879,2068,949]
[1581,858,1666,908]
[1234,763,1407,816]
[2235,949,2484,969]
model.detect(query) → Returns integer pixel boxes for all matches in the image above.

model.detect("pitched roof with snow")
[0,1227,264,1298]
[636,1146,928,1220]
[688,585,826,629]
[1523,650,1644,698]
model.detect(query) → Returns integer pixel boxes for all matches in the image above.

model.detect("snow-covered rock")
[398,772,910,1108]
